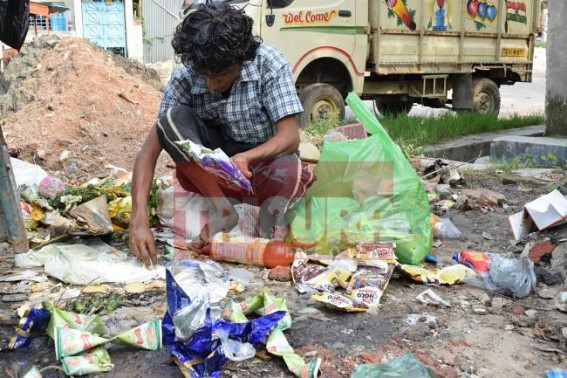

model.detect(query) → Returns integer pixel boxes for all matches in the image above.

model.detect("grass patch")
[379,111,544,148]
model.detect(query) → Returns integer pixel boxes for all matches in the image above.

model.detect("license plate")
[501,48,526,57]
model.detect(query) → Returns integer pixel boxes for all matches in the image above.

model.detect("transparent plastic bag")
[464,254,536,298]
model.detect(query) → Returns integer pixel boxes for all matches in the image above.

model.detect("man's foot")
[189,202,239,254]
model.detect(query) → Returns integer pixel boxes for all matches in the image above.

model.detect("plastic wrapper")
[355,242,397,263]
[345,261,394,311]
[176,140,253,194]
[224,292,320,378]
[61,347,114,375]
[113,320,162,351]
[21,185,53,210]
[457,252,536,298]
[54,327,109,359]
[68,195,114,235]
[163,262,287,377]
[288,93,431,263]
[107,196,132,228]
[47,308,105,339]
[430,214,463,239]
[402,264,471,285]
[351,353,436,378]
[8,307,51,350]
[311,292,368,312]
[454,250,494,272]
[291,257,338,292]
[10,157,47,187]
[415,288,451,307]
[39,176,66,199]
[22,366,42,378]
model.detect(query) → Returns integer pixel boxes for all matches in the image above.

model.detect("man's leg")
[155,106,241,244]
[250,154,315,239]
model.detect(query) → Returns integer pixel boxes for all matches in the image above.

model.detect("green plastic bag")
[351,353,437,378]
[289,93,431,264]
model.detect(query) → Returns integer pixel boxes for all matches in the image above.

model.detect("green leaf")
[474,20,486,31]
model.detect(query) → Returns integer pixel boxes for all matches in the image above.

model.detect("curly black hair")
[172,2,261,74]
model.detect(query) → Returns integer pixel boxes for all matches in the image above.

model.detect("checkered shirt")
[158,43,303,144]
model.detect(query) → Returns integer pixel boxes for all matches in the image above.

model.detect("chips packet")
[47,308,105,339]
[8,307,51,350]
[54,327,108,360]
[346,261,394,310]
[112,320,162,351]
[311,292,368,312]
[61,347,114,375]
[176,140,253,194]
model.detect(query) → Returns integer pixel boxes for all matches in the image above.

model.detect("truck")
[186,0,540,127]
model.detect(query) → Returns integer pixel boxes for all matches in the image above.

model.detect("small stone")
[302,351,318,357]
[267,266,292,282]
[524,309,537,318]
[505,325,515,331]
[491,297,509,310]
[512,305,526,315]
[562,327,567,339]
[538,287,559,299]
[123,282,146,293]
[482,232,493,240]
[2,294,27,302]
[59,150,71,161]
[35,149,47,160]
[433,366,459,378]
[472,308,487,315]
[432,240,443,248]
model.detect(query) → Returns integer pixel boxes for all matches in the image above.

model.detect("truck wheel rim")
[475,92,494,113]
[311,97,338,121]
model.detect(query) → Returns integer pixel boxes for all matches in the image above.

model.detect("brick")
[528,239,556,264]
[334,123,367,140]
[433,366,459,378]
[360,352,383,364]
[267,266,292,282]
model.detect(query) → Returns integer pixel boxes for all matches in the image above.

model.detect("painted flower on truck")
[385,0,416,31]
[427,0,453,31]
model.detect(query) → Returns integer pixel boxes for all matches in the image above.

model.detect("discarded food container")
[211,232,295,268]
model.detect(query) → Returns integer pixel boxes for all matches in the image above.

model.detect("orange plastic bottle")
[210,232,295,268]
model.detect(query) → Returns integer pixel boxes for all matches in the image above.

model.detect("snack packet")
[311,292,368,312]
[8,307,51,350]
[61,347,114,375]
[47,308,105,339]
[355,242,397,263]
[453,250,494,273]
[22,366,42,378]
[54,327,109,360]
[112,320,162,351]
[291,258,337,292]
[346,261,394,310]
[176,140,253,194]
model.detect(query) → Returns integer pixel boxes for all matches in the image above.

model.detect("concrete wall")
[546,0,567,136]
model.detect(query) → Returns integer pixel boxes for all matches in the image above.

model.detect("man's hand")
[129,222,157,268]
[232,153,252,178]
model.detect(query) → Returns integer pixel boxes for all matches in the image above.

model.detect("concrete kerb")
[422,125,545,162]
[491,135,567,167]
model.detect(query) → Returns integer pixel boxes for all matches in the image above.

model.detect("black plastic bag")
[0,0,30,49]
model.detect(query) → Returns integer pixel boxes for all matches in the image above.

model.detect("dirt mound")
[1,35,173,184]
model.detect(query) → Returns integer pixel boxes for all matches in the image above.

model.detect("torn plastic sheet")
[14,238,164,284]
[163,262,286,377]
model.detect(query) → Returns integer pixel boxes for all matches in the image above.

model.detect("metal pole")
[0,126,28,252]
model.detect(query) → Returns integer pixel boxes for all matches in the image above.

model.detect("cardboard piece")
[509,190,567,240]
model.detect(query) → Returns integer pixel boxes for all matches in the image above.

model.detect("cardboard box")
[509,190,567,240]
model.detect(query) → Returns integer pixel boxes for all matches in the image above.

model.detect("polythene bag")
[288,93,431,264]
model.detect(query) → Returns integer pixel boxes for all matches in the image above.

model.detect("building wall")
[545,0,567,135]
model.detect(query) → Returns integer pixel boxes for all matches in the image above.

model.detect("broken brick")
[334,123,367,140]
[360,352,383,364]
[433,366,460,378]
[267,266,292,282]
[527,239,556,264]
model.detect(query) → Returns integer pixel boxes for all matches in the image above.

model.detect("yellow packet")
[311,292,368,313]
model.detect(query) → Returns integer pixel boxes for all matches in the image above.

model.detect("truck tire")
[298,83,345,128]
[375,101,413,116]
[472,78,501,114]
